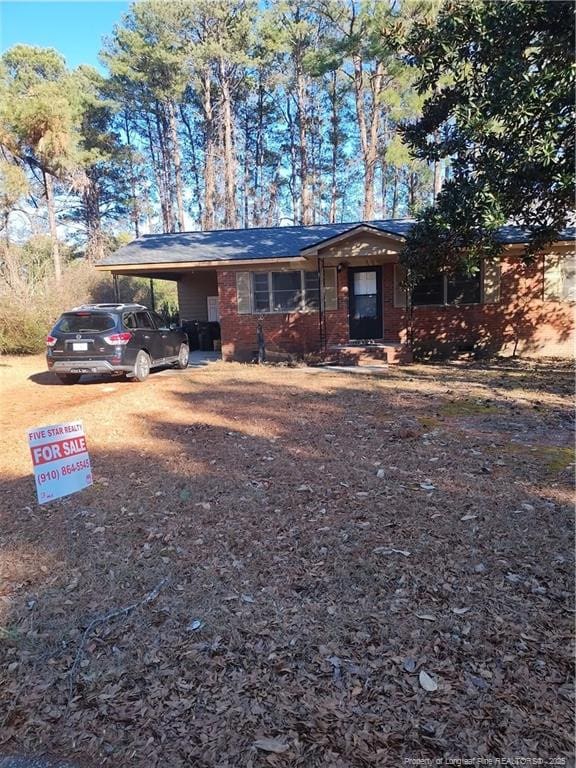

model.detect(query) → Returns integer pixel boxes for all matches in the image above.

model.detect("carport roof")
[99,219,576,268]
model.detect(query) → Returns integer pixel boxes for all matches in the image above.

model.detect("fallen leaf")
[416,613,436,621]
[460,514,477,521]
[186,619,205,632]
[419,670,438,692]
[403,657,416,672]
[253,738,290,754]
[452,607,471,615]
[373,547,411,557]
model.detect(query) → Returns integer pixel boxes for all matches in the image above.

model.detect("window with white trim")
[544,255,575,302]
[561,258,576,301]
[412,270,481,306]
[251,270,320,312]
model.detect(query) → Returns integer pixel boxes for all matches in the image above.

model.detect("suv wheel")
[132,350,151,382]
[175,343,189,369]
[56,373,81,385]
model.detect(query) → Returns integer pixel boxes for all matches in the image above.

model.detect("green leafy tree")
[65,65,132,261]
[401,0,575,279]
[102,2,189,233]
[0,45,82,280]
[0,158,29,292]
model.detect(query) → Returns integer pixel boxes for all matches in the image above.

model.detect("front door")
[348,267,382,340]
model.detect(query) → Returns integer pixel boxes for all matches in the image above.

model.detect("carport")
[105,264,221,352]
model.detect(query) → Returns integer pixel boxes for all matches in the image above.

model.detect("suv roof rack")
[70,303,148,311]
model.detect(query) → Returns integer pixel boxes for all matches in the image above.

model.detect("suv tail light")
[103,332,132,345]
[46,335,57,347]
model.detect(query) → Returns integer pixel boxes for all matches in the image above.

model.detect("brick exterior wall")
[218,270,322,361]
[395,256,574,359]
[215,255,574,361]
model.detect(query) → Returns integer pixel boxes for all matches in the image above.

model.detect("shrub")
[0,258,113,354]
[0,250,180,355]
[0,304,48,354]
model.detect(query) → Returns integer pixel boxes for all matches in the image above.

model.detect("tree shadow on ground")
[0,370,574,766]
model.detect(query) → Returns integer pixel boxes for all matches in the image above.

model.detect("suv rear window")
[55,313,117,333]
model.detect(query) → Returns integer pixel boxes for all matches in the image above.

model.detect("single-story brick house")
[97,219,575,362]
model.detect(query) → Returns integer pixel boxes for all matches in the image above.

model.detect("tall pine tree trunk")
[168,100,185,232]
[219,60,237,229]
[124,112,140,237]
[179,106,203,226]
[353,55,384,221]
[296,69,312,225]
[145,113,169,232]
[2,212,22,292]
[155,105,174,232]
[433,131,442,202]
[254,75,265,227]
[84,179,104,263]
[329,71,339,224]
[202,68,215,231]
[409,171,417,212]
[433,161,442,202]
[242,111,250,228]
[391,169,399,218]
[286,97,299,223]
[381,161,389,217]
[43,170,61,281]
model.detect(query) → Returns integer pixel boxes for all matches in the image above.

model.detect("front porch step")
[327,343,413,366]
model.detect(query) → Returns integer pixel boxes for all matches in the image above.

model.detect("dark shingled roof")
[101,219,576,267]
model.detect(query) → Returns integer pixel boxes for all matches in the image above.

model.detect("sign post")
[27,420,93,504]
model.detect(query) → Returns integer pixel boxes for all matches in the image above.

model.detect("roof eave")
[95,254,307,272]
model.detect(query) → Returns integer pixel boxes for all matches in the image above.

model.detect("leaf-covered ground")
[0,355,574,766]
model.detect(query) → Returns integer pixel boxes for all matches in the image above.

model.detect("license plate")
[70,368,91,373]
[73,342,88,351]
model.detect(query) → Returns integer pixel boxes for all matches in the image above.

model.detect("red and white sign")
[27,420,93,504]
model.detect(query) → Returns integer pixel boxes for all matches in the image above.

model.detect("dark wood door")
[348,267,382,340]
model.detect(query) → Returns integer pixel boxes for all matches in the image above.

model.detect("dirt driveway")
[0,354,574,766]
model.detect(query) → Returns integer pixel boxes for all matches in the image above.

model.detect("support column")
[149,279,155,311]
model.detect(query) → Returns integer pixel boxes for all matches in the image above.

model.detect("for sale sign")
[27,420,93,504]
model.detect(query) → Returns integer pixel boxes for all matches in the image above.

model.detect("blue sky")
[1,1,130,71]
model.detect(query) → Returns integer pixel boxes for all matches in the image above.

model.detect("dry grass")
[0,354,574,766]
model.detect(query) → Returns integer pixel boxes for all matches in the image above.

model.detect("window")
[253,273,270,312]
[561,258,576,301]
[135,311,154,329]
[250,270,320,313]
[412,274,445,306]
[304,271,320,309]
[447,272,481,305]
[544,255,575,302]
[150,312,169,329]
[207,296,220,321]
[353,271,378,319]
[412,270,481,306]
[272,271,301,311]
[56,313,116,333]
[123,313,137,330]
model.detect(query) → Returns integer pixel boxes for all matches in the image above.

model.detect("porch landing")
[327,342,413,366]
